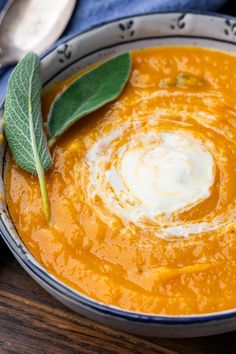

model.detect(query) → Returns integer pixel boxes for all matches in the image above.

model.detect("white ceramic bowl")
[1,12,236,338]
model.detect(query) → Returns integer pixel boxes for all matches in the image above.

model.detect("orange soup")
[6,47,236,315]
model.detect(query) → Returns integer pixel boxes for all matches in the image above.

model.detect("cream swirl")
[80,84,236,239]
[116,132,214,215]
[85,123,217,237]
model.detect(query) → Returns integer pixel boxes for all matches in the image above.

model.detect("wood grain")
[0,246,236,354]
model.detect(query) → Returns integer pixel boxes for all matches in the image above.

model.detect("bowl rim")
[41,9,236,56]
[2,10,236,325]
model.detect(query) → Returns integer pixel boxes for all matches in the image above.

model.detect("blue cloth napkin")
[0,0,227,103]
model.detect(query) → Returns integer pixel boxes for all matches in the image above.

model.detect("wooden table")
[0,243,236,354]
[2,2,236,354]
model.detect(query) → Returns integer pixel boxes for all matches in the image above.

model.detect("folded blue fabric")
[0,0,227,103]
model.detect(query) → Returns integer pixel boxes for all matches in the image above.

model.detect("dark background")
[221,0,236,14]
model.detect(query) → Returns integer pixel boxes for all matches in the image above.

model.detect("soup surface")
[6,46,236,315]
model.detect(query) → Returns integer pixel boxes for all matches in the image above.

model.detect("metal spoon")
[0,0,76,71]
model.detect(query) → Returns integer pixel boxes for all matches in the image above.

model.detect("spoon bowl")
[0,0,76,69]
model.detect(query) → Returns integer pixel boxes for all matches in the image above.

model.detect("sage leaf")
[4,53,52,221]
[47,52,131,139]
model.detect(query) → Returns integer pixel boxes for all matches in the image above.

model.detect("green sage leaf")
[4,53,52,221]
[47,52,131,139]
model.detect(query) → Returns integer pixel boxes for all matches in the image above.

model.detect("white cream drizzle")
[85,122,217,238]
[117,132,214,214]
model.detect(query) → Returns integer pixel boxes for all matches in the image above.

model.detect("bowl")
[1,12,236,338]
